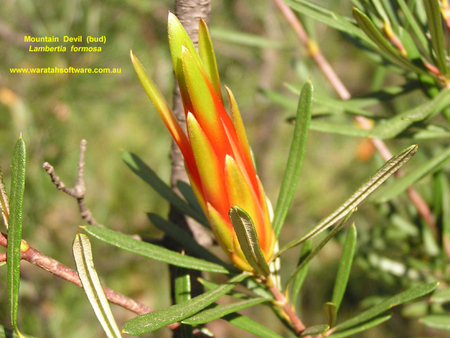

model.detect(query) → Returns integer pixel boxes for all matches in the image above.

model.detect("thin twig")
[43,140,101,227]
[269,283,306,336]
[0,232,171,319]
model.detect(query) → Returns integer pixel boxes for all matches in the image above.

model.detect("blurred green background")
[1,0,445,337]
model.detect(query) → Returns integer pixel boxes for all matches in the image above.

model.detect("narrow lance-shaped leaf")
[371,146,450,203]
[352,8,428,76]
[122,273,247,335]
[290,240,312,308]
[396,0,428,50]
[300,324,330,337]
[147,213,230,269]
[83,225,228,274]
[121,150,208,227]
[229,206,271,276]
[7,136,26,333]
[72,233,122,338]
[182,298,269,325]
[333,282,438,332]
[332,223,357,312]
[273,81,313,238]
[285,209,355,287]
[423,0,449,76]
[223,313,285,338]
[277,144,418,256]
[328,314,391,338]
[0,165,9,227]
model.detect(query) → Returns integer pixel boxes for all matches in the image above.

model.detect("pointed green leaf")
[174,268,191,303]
[72,233,122,338]
[328,314,391,337]
[182,298,268,325]
[7,136,26,332]
[397,0,428,50]
[352,8,427,76]
[277,144,417,255]
[423,0,448,76]
[229,206,270,276]
[291,240,312,307]
[223,313,285,338]
[284,0,371,44]
[286,210,354,286]
[371,146,450,203]
[332,224,357,312]
[0,165,9,228]
[121,150,208,227]
[198,19,222,101]
[323,302,337,328]
[300,324,330,337]
[420,315,450,331]
[83,225,228,274]
[122,273,247,335]
[333,282,438,332]
[147,213,229,269]
[273,81,313,238]
[310,121,370,137]
[370,89,450,139]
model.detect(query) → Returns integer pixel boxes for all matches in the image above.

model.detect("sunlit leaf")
[352,8,427,76]
[229,206,270,276]
[122,273,247,335]
[73,233,122,338]
[277,145,417,255]
[423,0,448,76]
[328,314,391,337]
[371,146,450,203]
[7,136,26,333]
[333,282,438,332]
[223,313,285,338]
[83,225,228,274]
[332,224,357,312]
[420,315,450,331]
[370,89,450,139]
[273,81,313,238]
[182,298,268,325]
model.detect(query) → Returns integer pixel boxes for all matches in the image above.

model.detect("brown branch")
[43,139,101,227]
[269,283,306,336]
[0,232,170,319]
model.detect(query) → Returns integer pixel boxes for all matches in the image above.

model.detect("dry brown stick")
[0,232,174,320]
[273,0,439,238]
[43,139,101,227]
